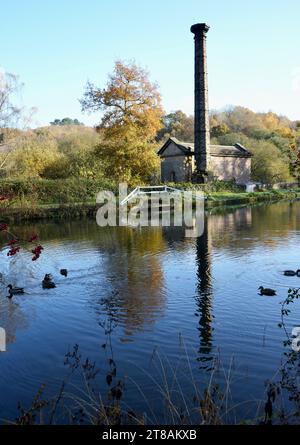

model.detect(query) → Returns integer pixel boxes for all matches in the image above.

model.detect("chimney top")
[191,23,210,35]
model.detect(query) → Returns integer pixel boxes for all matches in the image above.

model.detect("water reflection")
[0,298,29,345]
[0,200,300,420]
[1,202,298,352]
[94,228,167,340]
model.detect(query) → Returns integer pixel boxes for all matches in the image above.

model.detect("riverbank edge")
[0,189,299,222]
[206,189,300,207]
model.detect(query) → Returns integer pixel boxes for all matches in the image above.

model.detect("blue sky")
[1,0,299,127]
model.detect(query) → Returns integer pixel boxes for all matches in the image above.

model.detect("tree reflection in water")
[94,227,166,340]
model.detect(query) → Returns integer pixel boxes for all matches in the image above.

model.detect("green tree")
[214,132,291,184]
[288,136,300,181]
[250,140,291,184]
[50,118,83,126]
[157,110,194,142]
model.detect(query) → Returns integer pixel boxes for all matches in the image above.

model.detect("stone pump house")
[159,22,253,185]
[158,137,253,184]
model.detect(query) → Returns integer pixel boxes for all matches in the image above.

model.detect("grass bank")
[206,189,300,207]
[0,179,299,222]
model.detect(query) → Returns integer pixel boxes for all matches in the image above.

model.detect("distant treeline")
[0,106,299,186]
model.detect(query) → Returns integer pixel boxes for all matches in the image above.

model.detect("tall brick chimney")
[191,23,210,182]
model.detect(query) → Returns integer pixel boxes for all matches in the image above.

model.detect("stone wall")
[210,157,252,184]
[160,152,251,184]
[161,156,193,182]
[272,182,300,190]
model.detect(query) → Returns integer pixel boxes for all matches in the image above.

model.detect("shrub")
[0,178,118,205]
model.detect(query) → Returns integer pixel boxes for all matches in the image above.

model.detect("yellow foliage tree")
[80,60,164,143]
[80,60,163,184]
[6,132,63,179]
[93,139,159,185]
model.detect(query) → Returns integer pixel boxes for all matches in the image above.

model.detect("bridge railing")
[120,186,204,206]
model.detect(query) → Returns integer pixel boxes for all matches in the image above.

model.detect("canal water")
[0,200,300,423]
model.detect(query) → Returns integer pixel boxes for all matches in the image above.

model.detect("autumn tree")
[5,131,63,179]
[93,139,159,185]
[50,129,102,179]
[211,122,230,138]
[80,60,163,142]
[80,61,162,184]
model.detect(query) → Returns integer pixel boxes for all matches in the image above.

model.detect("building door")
[170,171,176,182]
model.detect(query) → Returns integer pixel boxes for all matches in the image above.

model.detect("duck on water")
[258,286,277,296]
[284,270,300,277]
[42,274,56,289]
[7,285,25,299]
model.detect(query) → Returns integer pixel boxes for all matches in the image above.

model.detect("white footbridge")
[120,185,204,206]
